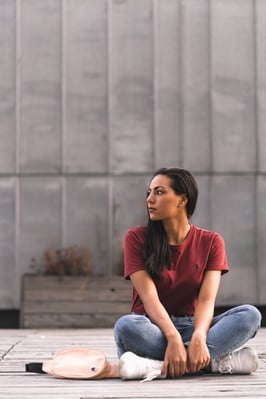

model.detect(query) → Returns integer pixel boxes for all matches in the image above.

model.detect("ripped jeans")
[114,304,261,361]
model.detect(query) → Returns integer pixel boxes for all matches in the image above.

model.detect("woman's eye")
[157,190,163,195]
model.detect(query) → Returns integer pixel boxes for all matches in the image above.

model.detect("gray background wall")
[0,0,265,310]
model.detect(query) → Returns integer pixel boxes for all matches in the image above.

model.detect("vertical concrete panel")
[0,1,16,173]
[190,175,211,230]
[20,0,61,172]
[182,0,211,171]
[111,0,153,173]
[112,175,149,274]
[0,179,16,308]
[211,0,256,172]
[257,175,266,303]
[65,0,108,173]
[19,177,62,277]
[154,0,182,168]
[256,0,266,172]
[64,177,108,275]
[211,175,257,304]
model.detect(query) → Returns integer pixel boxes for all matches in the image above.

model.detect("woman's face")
[146,174,186,221]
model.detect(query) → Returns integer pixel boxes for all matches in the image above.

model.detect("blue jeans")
[114,304,261,361]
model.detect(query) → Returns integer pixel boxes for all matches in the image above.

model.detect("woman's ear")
[178,195,188,207]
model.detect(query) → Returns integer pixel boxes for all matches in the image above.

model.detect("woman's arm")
[130,269,187,377]
[187,270,221,372]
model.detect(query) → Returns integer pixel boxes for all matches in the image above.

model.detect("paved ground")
[0,328,265,399]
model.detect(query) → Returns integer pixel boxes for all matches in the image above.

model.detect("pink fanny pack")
[26,347,118,379]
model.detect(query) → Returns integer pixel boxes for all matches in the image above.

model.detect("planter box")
[20,275,132,328]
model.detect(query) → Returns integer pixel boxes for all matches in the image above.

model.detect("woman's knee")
[114,314,152,357]
[114,314,148,340]
[114,314,132,338]
[233,304,262,333]
[238,304,261,323]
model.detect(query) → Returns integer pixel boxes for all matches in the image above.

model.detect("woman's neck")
[163,219,191,245]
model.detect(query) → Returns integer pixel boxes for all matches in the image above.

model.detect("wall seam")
[208,0,213,231]
[15,0,21,308]
[61,0,67,247]
[152,0,158,171]
[178,0,184,167]
[107,0,113,275]
[253,0,260,304]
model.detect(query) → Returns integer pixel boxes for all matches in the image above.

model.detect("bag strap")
[26,362,46,374]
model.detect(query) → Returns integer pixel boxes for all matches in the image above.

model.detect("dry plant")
[30,246,92,276]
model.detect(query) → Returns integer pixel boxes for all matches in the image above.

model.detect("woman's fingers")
[168,360,187,378]
[161,360,168,378]
[188,357,210,373]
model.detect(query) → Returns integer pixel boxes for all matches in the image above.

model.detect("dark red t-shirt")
[124,224,229,316]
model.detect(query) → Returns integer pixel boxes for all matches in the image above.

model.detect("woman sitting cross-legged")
[114,167,261,381]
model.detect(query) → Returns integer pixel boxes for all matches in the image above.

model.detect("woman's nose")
[147,192,155,203]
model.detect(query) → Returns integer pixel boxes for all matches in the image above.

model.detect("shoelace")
[140,369,162,383]
[218,354,233,374]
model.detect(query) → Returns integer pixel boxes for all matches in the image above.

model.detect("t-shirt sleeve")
[124,228,146,279]
[205,233,229,274]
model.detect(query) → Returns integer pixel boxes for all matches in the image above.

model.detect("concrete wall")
[0,0,265,309]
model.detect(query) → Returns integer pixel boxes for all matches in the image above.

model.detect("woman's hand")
[186,271,221,373]
[187,331,210,373]
[161,338,188,378]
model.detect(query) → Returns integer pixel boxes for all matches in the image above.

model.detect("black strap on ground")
[25,362,46,373]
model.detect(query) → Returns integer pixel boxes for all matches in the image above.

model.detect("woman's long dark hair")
[143,168,198,279]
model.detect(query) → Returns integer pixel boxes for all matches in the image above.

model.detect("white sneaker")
[212,346,259,375]
[119,352,164,382]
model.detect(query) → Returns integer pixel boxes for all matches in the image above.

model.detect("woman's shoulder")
[125,225,147,240]
[191,224,224,242]
[124,226,147,253]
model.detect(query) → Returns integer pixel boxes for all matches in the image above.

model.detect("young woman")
[115,167,261,381]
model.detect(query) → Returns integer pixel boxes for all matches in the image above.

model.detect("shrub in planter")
[29,246,92,276]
